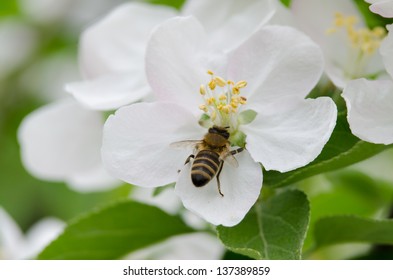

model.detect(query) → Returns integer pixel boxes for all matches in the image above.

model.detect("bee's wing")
[221,152,239,168]
[169,140,201,150]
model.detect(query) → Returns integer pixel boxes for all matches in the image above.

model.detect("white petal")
[66,73,151,111]
[18,218,64,259]
[0,19,37,79]
[145,16,210,113]
[80,2,177,78]
[381,25,393,79]
[18,99,113,189]
[175,151,262,227]
[369,1,393,17]
[227,25,324,111]
[102,102,205,188]
[67,164,120,192]
[125,232,224,260]
[131,187,182,215]
[243,97,337,172]
[182,0,275,51]
[0,207,24,259]
[291,0,383,87]
[342,78,393,144]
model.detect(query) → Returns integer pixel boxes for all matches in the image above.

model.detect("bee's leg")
[216,161,224,197]
[178,155,194,173]
[184,154,195,165]
[230,147,244,156]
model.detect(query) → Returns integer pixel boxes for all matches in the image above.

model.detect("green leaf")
[263,113,391,189]
[315,216,393,248]
[299,171,393,252]
[217,190,310,260]
[38,200,194,259]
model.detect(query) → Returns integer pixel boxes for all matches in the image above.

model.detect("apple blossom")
[125,233,224,260]
[365,0,393,18]
[18,99,119,191]
[0,207,64,259]
[102,17,337,226]
[342,25,393,145]
[291,0,386,88]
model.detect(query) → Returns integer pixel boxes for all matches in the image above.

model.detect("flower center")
[198,70,247,131]
[326,12,386,78]
[326,12,386,55]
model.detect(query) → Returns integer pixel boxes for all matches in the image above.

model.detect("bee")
[171,126,243,197]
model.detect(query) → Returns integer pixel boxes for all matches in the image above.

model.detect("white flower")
[342,78,393,144]
[18,99,119,191]
[0,19,37,80]
[102,17,337,226]
[291,0,386,88]
[365,0,393,18]
[66,0,275,111]
[125,233,224,260]
[18,0,127,33]
[0,207,64,259]
[342,25,393,145]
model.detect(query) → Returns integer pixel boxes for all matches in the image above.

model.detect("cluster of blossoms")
[18,0,393,231]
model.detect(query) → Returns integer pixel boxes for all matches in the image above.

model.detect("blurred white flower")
[125,232,224,260]
[18,99,119,191]
[18,0,127,33]
[365,0,393,18]
[102,17,336,226]
[0,207,64,259]
[342,25,393,145]
[20,51,80,102]
[0,19,37,80]
[66,0,275,110]
[292,0,386,88]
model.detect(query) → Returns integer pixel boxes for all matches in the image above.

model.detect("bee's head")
[208,126,230,139]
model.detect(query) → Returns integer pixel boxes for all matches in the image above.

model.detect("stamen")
[326,13,386,56]
[197,70,248,129]
[215,76,227,87]
[199,84,206,95]
[235,80,247,88]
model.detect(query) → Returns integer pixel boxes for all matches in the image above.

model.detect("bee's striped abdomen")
[191,150,220,187]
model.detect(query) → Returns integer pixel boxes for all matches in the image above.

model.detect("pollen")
[197,70,248,128]
[326,12,386,56]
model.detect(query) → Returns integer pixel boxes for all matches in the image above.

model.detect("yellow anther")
[334,12,345,27]
[227,80,235,85]
[346,16,357,26]
[373,26,386,37]
[207,70,214,75]
[240,96,247,104]
[208,79,216,90]
[326,28,337,35]
[215,76,227,87]
[219,94,227,101]
[233,87,240,95]
[221,105,231,114]
[230,101,238,109]
[211,110,217,121]
[199,104,207,112]
[207,97,215,105]
[199,84,206,95]
[235,80,247,88]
